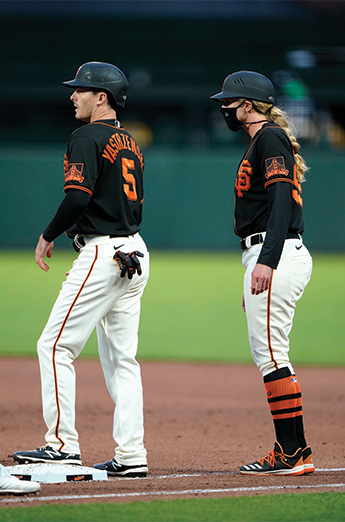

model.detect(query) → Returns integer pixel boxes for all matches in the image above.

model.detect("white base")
[8,464,108,484]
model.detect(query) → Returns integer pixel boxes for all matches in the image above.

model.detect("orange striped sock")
[265,375,302,421]
[264,369,301,454]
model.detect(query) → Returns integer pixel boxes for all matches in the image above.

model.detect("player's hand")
[250,263,272,295]
[114,250,144,280]
[35,234,54,272]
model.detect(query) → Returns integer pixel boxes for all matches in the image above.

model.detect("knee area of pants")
[37,336,55,358]
[37,338,44,356]
[259,361,294,378]
[37,340,52,360]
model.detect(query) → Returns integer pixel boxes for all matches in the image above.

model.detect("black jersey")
[234,122,304,269]
[64,119,144,238]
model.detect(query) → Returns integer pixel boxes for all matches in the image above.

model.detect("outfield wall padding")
[0,145,344,251]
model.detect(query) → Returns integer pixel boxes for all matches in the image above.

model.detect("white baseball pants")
[242,237,312,377]
[37,233,149,465]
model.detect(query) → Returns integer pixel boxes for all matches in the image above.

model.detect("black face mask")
[220,102,244,132]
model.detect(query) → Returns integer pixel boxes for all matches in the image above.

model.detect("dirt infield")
[1,358,344,507]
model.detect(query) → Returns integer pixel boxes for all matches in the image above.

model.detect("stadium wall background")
[0,145,343,252]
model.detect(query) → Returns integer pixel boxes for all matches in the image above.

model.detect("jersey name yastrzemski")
[234,122,304,269]
[64,120,144,237]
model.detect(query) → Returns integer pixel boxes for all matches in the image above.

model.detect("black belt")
[240,232,300,251]
[72,234,135,253]
[72,235,117,252]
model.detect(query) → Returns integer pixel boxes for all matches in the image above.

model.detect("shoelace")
[257,448,282,467]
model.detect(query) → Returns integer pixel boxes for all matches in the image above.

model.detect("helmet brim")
[209,91,234,102]
[62,79,126,108]
[63,79,97,89]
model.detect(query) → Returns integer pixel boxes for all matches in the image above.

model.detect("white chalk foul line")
[316,468,345,472]
[113,468,345,481]
[114,471,238,481]
[2,482,345,505]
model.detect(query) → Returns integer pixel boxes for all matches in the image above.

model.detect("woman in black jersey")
[211,71,314,475]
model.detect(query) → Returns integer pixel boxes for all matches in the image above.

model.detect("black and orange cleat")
[239,441,304,476]
[302,446,315,474]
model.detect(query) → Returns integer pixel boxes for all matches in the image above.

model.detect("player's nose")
[70,91,77,102]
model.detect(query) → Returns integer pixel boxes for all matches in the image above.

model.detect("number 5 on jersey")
[122,158,137,201]
[292,165,303,207]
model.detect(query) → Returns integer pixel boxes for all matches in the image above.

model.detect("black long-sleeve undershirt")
[257,181,292,269]
[42,189,91,242]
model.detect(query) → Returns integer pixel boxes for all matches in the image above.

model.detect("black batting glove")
[113,250,144,280]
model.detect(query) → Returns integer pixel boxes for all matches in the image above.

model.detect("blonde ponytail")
[239,98,308,182]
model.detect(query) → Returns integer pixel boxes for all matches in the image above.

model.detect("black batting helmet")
[63,61,129,108]
[210,71,275,104]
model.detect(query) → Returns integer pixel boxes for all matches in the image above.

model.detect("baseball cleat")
[13,445,82,466]
[302,446,315,474]
[239,441,304,476]
[93,457,148,477]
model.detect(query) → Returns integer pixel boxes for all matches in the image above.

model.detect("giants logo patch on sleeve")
[265,157,289,179]
[64,163,85,184]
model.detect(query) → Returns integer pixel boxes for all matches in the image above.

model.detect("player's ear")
[97,91,108,105]
[244,100,252,112]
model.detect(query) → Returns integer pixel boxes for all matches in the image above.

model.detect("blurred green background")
[0,251,344,366]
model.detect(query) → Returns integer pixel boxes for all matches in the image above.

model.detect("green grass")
[1,492,345,521]
[0,250,344,365]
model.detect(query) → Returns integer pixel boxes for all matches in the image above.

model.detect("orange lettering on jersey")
[265,156,289,179]
[235,159,252,197]
[109,136,117,148]
[102,149,113,163]
[123,134,131,149]
[105,144,117,161]
[292,164,303,207]
[116,134,125,150]
[122,157,137,201]
[64,163,85,183]
[102,133,144,170]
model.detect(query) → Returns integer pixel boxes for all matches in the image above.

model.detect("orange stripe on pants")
[52,246,98,451]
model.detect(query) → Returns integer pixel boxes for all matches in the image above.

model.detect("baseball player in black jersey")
[211,71,314,476]
[13,62,149,477]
